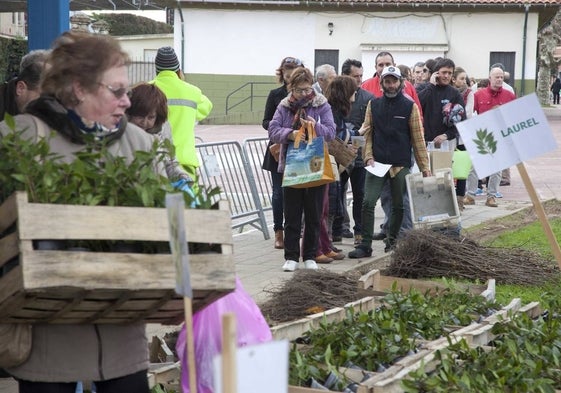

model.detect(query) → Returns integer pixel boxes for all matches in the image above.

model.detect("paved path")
[195,106,561,304]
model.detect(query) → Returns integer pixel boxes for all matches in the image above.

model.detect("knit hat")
[155,46,180,73]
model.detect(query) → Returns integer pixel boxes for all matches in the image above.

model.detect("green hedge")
[0,37,27,82]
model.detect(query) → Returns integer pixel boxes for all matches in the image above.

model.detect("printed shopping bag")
[452,149,472,180]
[282,124,335,188]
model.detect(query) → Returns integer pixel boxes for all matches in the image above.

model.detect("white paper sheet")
[365,161,392,177]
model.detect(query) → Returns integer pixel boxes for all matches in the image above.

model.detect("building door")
[315,49,339,74]
[490,52,515,83]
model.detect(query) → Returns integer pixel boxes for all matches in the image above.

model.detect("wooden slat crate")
[288,299,544,393]
[0,192,235,324]
[274,270,492,342]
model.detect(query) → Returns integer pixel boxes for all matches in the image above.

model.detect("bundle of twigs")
[260,269,362,324]
[385,229,560,286]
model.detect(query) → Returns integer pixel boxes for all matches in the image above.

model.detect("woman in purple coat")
[268,67,336,272]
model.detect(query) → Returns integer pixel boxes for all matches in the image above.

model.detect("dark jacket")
[262,84,288,131]
[262,84,289,171]
[370,93,414,167]
[0,78,19,121]
[551,78,561,94]
[347,87,374,131]
[418,84,465,142]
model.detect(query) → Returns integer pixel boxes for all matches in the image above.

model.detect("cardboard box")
[429,151,453,173]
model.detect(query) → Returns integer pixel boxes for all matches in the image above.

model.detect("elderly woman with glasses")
[0,31,162,393]
[268,67,336,272]
[262,56,304,249]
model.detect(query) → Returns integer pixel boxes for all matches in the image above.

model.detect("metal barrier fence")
[196,140,270,239]
[242,137,273,212]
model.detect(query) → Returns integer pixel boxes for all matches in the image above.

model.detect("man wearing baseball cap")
[152,46,213,183]
[349,66,431,257]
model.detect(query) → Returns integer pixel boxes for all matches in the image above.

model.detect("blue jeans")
[361,168,410,247]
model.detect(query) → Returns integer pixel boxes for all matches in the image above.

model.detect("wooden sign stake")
[222,313,237,393]
[516,162,561,267]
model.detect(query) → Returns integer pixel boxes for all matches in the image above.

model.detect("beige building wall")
[115,33,173,62]
[0,12,26,38]
[173,8,539,84]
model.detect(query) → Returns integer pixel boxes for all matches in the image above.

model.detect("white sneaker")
[303,259,318,270]
[282,260,298,272]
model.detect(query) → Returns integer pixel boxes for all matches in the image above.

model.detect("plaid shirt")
[361,99,430,177]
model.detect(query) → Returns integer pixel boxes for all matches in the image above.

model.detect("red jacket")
[474,86,515,114]
[362,75,423,118]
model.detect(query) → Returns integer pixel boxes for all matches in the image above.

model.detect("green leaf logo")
[473,128,497,156]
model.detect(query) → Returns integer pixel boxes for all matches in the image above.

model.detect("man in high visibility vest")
[152,46,213,183]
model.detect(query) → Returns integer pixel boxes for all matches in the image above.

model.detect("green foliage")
[402,294,561,392]
[473,128,497,155]
[0,36,27,81]
[289,287,497,389]
[0,119,218,209]
[91,13,172,36]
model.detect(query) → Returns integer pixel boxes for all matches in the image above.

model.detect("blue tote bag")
[282,123,335,188]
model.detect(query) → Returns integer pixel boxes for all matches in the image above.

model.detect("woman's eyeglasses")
[99,82,131,99]
[283,57,303,66]
[293,87,313,95]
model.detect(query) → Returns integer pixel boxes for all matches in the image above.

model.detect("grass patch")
[487,217,561,259]
[483,217,561,305]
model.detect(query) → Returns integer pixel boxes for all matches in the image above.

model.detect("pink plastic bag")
[176,277,273,393]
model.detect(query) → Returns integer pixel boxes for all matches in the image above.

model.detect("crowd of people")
[0,30,526,388]
[262,53,519,271]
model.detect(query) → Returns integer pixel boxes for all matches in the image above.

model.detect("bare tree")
[537,8,561,105]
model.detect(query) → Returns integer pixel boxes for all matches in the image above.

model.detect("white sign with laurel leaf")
[456,93,557,179]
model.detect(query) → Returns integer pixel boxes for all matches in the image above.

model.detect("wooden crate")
[273,270,493,342]
[288,299,544,393]
[0,192,235,324]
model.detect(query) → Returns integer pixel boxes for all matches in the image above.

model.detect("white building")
[172,0,559,97]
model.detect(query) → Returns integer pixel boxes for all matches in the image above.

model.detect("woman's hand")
[300,116,316,127]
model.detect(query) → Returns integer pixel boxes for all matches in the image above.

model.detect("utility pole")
[28,0,69,50]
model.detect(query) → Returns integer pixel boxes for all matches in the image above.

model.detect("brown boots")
[274,230,284,249]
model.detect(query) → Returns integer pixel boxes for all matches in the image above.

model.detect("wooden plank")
[374,275,487,295]
[0,193,17,234]
[16,194,232,244]
[0,266,23,305]
[20,251,234,291]
[289,387,329,393]
[483,298,521,324]
[0,232,19,266]
[519,301,542,318]
[272,296,385,341]
[357,269,380,290]
[271,317,314,341]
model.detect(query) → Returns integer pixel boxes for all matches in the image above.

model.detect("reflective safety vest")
[153,70,213,170]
